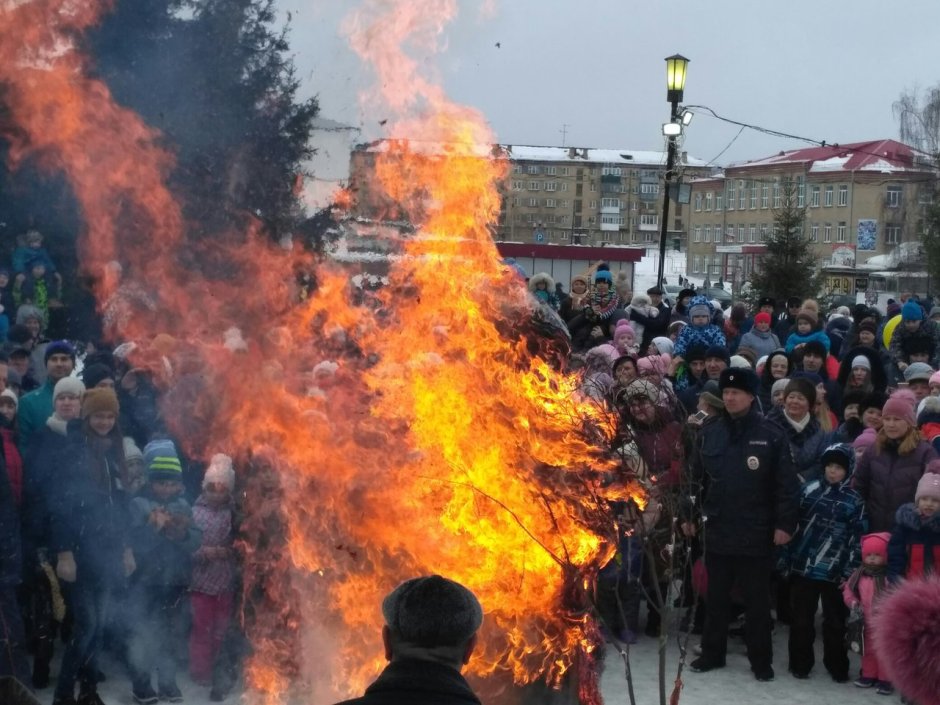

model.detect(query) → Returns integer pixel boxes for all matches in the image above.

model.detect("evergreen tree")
[749,179,821,303]
[87,0,320,242]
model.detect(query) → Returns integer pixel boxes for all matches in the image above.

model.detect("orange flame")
[0,2,647,704]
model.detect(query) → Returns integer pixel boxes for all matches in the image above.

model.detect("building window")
[601,166,622,176]
[527,197,538,207]
[512,180,524,191]
[528,181,541,191]
[761,183,769,208]
[738,180,747,210]
[558,230,568,240]
[644,232,655,243]
[560,167,569,176]
[838,185,848,206]
[590,200,599,209]
[589,183,597,192]
[797,176,805,207]
[704,192,713,211]
[886,225,901,244]
[715,193,724,211]
[773,181,781,208]
[704,225,711,243]
[810,223,819,242]
[759,223,768,242]
[545,182,558,192]
[886,186,902,208]
[823,223,832,243]
[748,224,757,243]
[810,185,820,207]
[693,255,702,273]
[527,165,540,175]
[546,199,557,208]
[630,201,638,211]
[824,185,834,207]
[545,166,556,176]
[726,225,734,241]
[727,181,736,210]
[559,200,568,209]
[694,193,702,211]
[837,221,847,242]
[738,225,745,243]
[560,183,568,191]
[750,181,759,209]
[641,183,660,195]
[512,165,523,174]
[694,226,701,243]
[640,214,659,227]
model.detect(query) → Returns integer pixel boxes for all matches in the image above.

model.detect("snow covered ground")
[31,624,884,705]
[598,627,889,705]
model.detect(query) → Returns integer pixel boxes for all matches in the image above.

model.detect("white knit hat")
[123,437,144,463]
[203,453,235,490]
[0,388,17,407]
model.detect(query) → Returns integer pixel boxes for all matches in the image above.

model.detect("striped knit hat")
[144,438,183,481]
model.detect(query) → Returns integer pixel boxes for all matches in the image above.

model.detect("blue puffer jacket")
[784,328,832,354]
[780,443,867,582]
[674,296,727,358]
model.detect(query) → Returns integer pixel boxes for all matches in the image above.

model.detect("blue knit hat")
[902,300,924,321]
[45,340,76,364]
[144,439,183,482]
[594,270,613,283]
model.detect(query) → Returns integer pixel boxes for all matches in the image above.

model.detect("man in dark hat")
[775,297,802,342]
[757,296,776,317]
[335,576,483,705]
[629,286,671,353]
[672,288,696,324]
[685,368,799,682]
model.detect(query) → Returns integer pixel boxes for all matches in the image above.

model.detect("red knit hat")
[882,393,917,426]
[861,532,891,559]
[754,312,772,326]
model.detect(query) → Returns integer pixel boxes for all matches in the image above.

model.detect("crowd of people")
[0,334,239,705]
[535,263,940,700]
[1,240,939,705]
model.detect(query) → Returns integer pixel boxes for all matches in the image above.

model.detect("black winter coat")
[46,422,130,586]
[691,405,800,556]
[335,660,481,705]
[765,406,833,483]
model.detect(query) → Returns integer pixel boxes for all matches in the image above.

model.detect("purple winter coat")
[853,438,937,532]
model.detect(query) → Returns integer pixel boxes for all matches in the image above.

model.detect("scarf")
[845,564,888,604]
[46,414,68,436]
[784,412,811,434]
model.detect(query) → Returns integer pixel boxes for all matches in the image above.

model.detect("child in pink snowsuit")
[190,454,237,686]
[842,532,892,694]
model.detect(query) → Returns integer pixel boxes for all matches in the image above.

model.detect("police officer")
[684,367,799,682]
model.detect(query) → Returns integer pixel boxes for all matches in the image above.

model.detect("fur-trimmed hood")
[528,272,555,293]
[895,501,940,531]
[836,346,887,392]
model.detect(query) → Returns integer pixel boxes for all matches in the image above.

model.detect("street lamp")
[657,53,689,289]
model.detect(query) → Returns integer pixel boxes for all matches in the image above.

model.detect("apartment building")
[499,145,712,246]
[347,140,711,247]
[685,139,935,291]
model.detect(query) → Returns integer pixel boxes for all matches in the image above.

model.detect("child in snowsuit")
[780,443,866,681]
[528,273,560,311]
[190,454,237,687]
[670,295,726,373]
[128,439,202,703]
[784,309,831,355]
[887,472,940,582]
[843,532,892,694]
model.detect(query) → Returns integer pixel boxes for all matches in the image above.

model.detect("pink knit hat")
[853,427,878,451]
[930,371,940,387]
[861,532,891,559]
[637,354,671,377]
[916,472,940,502]
[883,393,917,426]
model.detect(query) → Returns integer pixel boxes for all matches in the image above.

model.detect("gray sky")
[279,0,940,166]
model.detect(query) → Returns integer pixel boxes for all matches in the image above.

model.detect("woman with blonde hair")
[854,394,938,531]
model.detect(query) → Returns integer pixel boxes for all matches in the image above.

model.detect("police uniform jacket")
[691,404,800,557]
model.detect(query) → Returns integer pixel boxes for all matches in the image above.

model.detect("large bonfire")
[0,1,645,703]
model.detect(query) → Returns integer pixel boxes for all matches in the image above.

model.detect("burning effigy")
[0,1,648,703]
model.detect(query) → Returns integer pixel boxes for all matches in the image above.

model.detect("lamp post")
[656,54,689,289]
